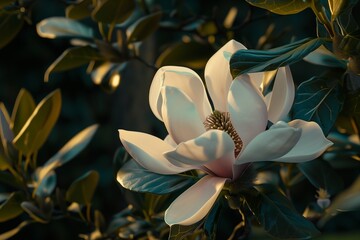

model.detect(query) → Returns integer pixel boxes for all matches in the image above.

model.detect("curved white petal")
[161,86,205,144]
[164,134,177,147]
[205,40,247,111]
[165,175,227,226]
[236,121,301,165]
[119,130,191,174]
[149,66,212,121]
[164,130,235,178]
[249,72,264,90]
[267,66,294,123]
[274,120,333,162]
[228,74,268,147]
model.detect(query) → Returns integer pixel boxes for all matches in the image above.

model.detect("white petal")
[161,86,205,144]
[205,40,247,111]
[227,74,268,147]
[164,130,235,178]
[164,135,177,147]
[274,120,333,162]
[267,66,295,123]
[149,66,212,121]
[249,72,264,90]
[119,130,191,174]
[236,121,301,165]
[165,175,227,226]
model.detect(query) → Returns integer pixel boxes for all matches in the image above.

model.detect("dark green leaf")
[45,46,104,82]
[127,12,162,43]
[0,10,24,49]
[244,184,320,239]
[0,0,14,8]
[204,201,221,238]
[92,0,135,24]
[0,102,14,145]
[12,90,61,155]
[34,171,57,198]
[245,0,311,15]
[21,201,48,223]
[0,172,24,189]
[65,0,93,20]
[117,160,197,194]
[298,159,344,195]
[156,41,214,70]
[0,192,25,222]
[169,221,203,240]
[10,89,36,136]
[36,17,94,39]
[113,147,129,176]
[230,38,323,78]
[293,76,344,135]
[66,170,99,205]
[0,220,32,240]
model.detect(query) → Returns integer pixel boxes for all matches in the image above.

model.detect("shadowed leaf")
[245,0,311,15]
[11,89,36,136]
[127,12,162,43]
[0,10,24,49]
[92,0,135,24]
[66,170,99,205]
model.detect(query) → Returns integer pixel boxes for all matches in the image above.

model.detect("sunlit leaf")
[66,0,93,20]
[0,220,32,240]
[303,45,347,68]
[45,46,104,82]
[293,76,344,135]
[298,159,344,195]
[0,192,25,222]
[0,10,24,49]
[34,171,57,198]
[10,89,36,136]
[92,0,135,24]
[127,12,162,43]
[245,0,311,15]
[91,62,124,92]
[21,201,49,223]
[169,222,203,240]
[117,160,197,195]
[230,38,323,78]
[244,184,320,239]
[156,41,214,70]
[36,17,94,39]
[328,0,347,19]
[66,170,99,205]
[12,90,61,155]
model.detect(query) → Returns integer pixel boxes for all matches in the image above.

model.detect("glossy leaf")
[34,171,57,198]
[298,159,344,195]
[65,0,93,20]
[303,45,347,68]
[117,160,197,195]
[0,192,24,222]
[245,0,311,15]
[0,10,24,49]
[36,17,94,39]
[37,124,98,182]
[293,76,344,135]
[45,46,104,82]
[230,38,323,78]
[12,90,61,155]
[21,201,48,223]
[156,41,214,70]
[244,184,320,239]
[92,0,135,24]
[66,170,99,205]
[0,220,32,240]
[127,12,162,43]
[10,89,36,136]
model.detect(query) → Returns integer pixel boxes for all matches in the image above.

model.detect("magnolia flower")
[118,40,332,226]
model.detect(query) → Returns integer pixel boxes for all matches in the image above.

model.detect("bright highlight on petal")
[165,175,227,226]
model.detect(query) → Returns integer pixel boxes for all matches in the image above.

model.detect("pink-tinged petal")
[149,66,212,121]
[205,40,247,111]
[119,130,191,174]
[165,175,227,226]
[161,86,205,143]
[164,130,235,178]
[274,120,333,162]
[236,121,301,165]
[267,66,295,123]
[228,74,268,147]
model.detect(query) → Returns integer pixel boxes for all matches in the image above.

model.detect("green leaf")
[10,89,36,136]
[0,102,14,154]
[92,0,135,24]
[0,153,11,171]
[169,221,203,240]
[66,170,99,205]
[127,12,162,43]
[0,172,24,189]
[34,171,57,198]
[117,160,197,195]
[0,220,32,240]
[37,124,98,182]
[65,0,93,20]
[36,17,94,39]
[293,76,344,135]
[204,201,221,238]
[230,38,323,78]
[45,46,104,82]
[0,192,25,222]
[0,0,14,8]
[21,201,49,223]
[298,159,344,195]
[244,184,320,239]
[245,0,311,15]
[0,10,24,49]
[303,45,347,68]
[12,90,61,155]
[156,41,214,70]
